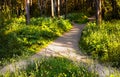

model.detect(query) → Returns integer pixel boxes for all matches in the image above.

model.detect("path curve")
[0,22,120,77]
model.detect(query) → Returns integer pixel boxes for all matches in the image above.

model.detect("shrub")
[67,13,89,24]
[0,17,72,66]
[80,20,120,67]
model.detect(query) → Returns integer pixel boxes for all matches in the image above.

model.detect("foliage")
[80,20,120,67]
[0,5,11,26]
[0,57,97,77]
[1,0,120,20]
[0,16,72,66]
[102,0,120,20]
[67,13,89,24]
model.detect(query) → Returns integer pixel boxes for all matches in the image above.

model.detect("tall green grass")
[0,16,72,66]
[0,57,97,77]
[80,20,120,67]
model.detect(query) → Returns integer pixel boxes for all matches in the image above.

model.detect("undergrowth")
[0,16,72,66]
[67,13,89,24]
[80,20,120,67]
[0,57,97,77]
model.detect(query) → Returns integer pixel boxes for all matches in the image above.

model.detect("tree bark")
[57,0,60,17]
[38,0,42,16]
[54,0,57,16]
[25,0,30,24]
[110,0,118,18]
[51,0,54,17]
[96,0,102,25]
[65,0,67,19]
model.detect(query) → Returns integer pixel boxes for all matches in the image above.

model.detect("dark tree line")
[0,0,120,25]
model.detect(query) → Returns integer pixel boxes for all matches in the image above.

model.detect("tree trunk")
[57,0,60,17]
[96,0,102,25]
[25,0,30,24]
[54,0,57,16]
[65,0,67,19]
[30,0,32,5]
[110,0,118,19]
[51,0,54,17]
[38,0,42,16]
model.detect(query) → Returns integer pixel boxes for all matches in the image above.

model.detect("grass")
[79,20,120,67]
[0,16,72,66]
[67,13,89,24]
[0,57,98,77]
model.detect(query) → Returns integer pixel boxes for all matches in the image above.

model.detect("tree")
[38,0,42,16]
[95,0,102,25]
[65,0,67,19]
[25,0,30,24]
[110,0,120,19]
[51,0,54,17]
[57,0,60,17]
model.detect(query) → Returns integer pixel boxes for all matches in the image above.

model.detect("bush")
[67,13,89,24]
[1,57,97,77]
[0,16,72,66]
[80,20,120,67]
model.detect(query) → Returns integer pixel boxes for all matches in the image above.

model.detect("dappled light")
[0,17,72,67]
[0,0,120,77]
[80,21,120,67]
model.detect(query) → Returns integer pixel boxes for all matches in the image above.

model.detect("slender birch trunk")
[57,0,60,17]
[51,0,54,17]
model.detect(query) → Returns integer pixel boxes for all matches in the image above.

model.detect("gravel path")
[0,22,119,77]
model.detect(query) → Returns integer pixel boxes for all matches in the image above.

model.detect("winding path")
[0,21,119,77]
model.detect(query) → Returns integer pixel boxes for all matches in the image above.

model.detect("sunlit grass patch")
[0,57,97,77]
[80,20,120,67]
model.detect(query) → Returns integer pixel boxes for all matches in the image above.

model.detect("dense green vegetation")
[67,13,89,24]
[0,17,72,66]
[80,20,120,67]
[0,0,120,76]
[102,0,120,20]
[0,57,97,77]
